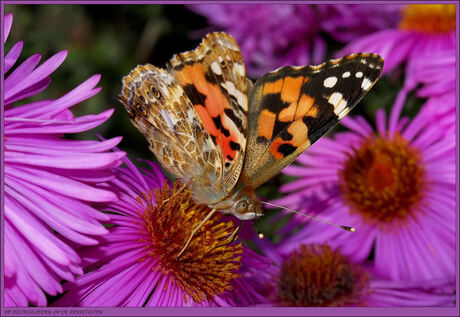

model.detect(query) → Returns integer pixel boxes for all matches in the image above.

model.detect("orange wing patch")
[256,75,315,157]
[255,73,320,160]
[269,119,310,159]
[280,76,304,104]
[175,65,241,161]
[296,95,316,119]
[262,79,283,95]
[257,109,277,140]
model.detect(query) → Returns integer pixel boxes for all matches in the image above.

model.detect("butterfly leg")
[177,208,217,259]
[214,220,244,249]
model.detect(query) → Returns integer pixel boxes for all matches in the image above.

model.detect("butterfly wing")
[242,53,384,188]
[168,32,249,194]
[119,64,227,204]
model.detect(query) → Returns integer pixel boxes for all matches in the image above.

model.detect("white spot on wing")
[324,76,338,88]
[336,99,349,119]
[211,61,222,75]
[222,81,248,111]
[328,92,345,110]
[337,108,350,120]
[361,77,373,90]
[355,72,363,78]
[232,63,245,77]
[342,71,351,78]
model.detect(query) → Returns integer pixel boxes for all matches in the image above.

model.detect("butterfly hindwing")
[168,32,249,194]
[242,53,384,188]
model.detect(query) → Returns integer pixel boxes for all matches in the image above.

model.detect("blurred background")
[4,4,424,239]
[5,5,211,160]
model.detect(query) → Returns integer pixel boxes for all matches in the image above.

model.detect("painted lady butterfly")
[119,32,383,253]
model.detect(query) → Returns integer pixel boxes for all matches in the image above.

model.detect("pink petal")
[6,150,125,170]
[388,88,407,136]
[5,53,42,94]
[340,116,371,138]
[6,77,52,105]
[5,51,67,101]
[5,40,23,73]
[5,200,71,266]
[7,165,118,202]
[375,109,386,135]
[8,108,112,134]
[4,12,13,42]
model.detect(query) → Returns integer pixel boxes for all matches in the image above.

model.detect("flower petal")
[4,12,13,42]
[7,165,118,202]
[5,40,23,73]
[6,50,67,102]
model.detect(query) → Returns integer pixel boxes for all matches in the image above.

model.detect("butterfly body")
[119,32,383,220]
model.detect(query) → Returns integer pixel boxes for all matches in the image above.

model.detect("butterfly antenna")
[260,201,355,232]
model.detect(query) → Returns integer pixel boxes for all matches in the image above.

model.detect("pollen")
[276,244,369,306]
[339,133,425,225]
[138,181,243,303]
[399,4,455,33]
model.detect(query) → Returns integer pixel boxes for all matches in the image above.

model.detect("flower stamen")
[276,244,369,306]
[399,5,455,33]
[138,181,243,303]
[339,133,425,225]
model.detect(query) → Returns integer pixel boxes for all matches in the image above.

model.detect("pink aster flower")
[4,13,125,306]
[189,4,400,76]
[271,90,455,283]
[54,155,270,307]
[254,240,455,306]
[338,4,455,74]
[404,50,455,132]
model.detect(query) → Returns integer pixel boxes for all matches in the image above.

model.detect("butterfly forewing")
[169,32,249,194]
[242,53,384,188]
[119,64,228,204]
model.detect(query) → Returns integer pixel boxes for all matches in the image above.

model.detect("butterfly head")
[213,186,263,220]
[232,196,263,220]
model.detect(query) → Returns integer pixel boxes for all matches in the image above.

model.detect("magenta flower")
[4,13,125,306]
[404,50,455,132]
[338,4,455,74]
[405,50,455,99]
[189,4,400,76]
[271,90,455,283]
[255,240,455,306]
[54,156,270,307]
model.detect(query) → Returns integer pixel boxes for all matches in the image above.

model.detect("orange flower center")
[399,4,455,33]
[276,244,370,306]
[138,181,243,303]
[339,133,425,225]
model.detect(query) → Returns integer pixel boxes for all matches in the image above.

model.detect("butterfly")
[119,32,383,255]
